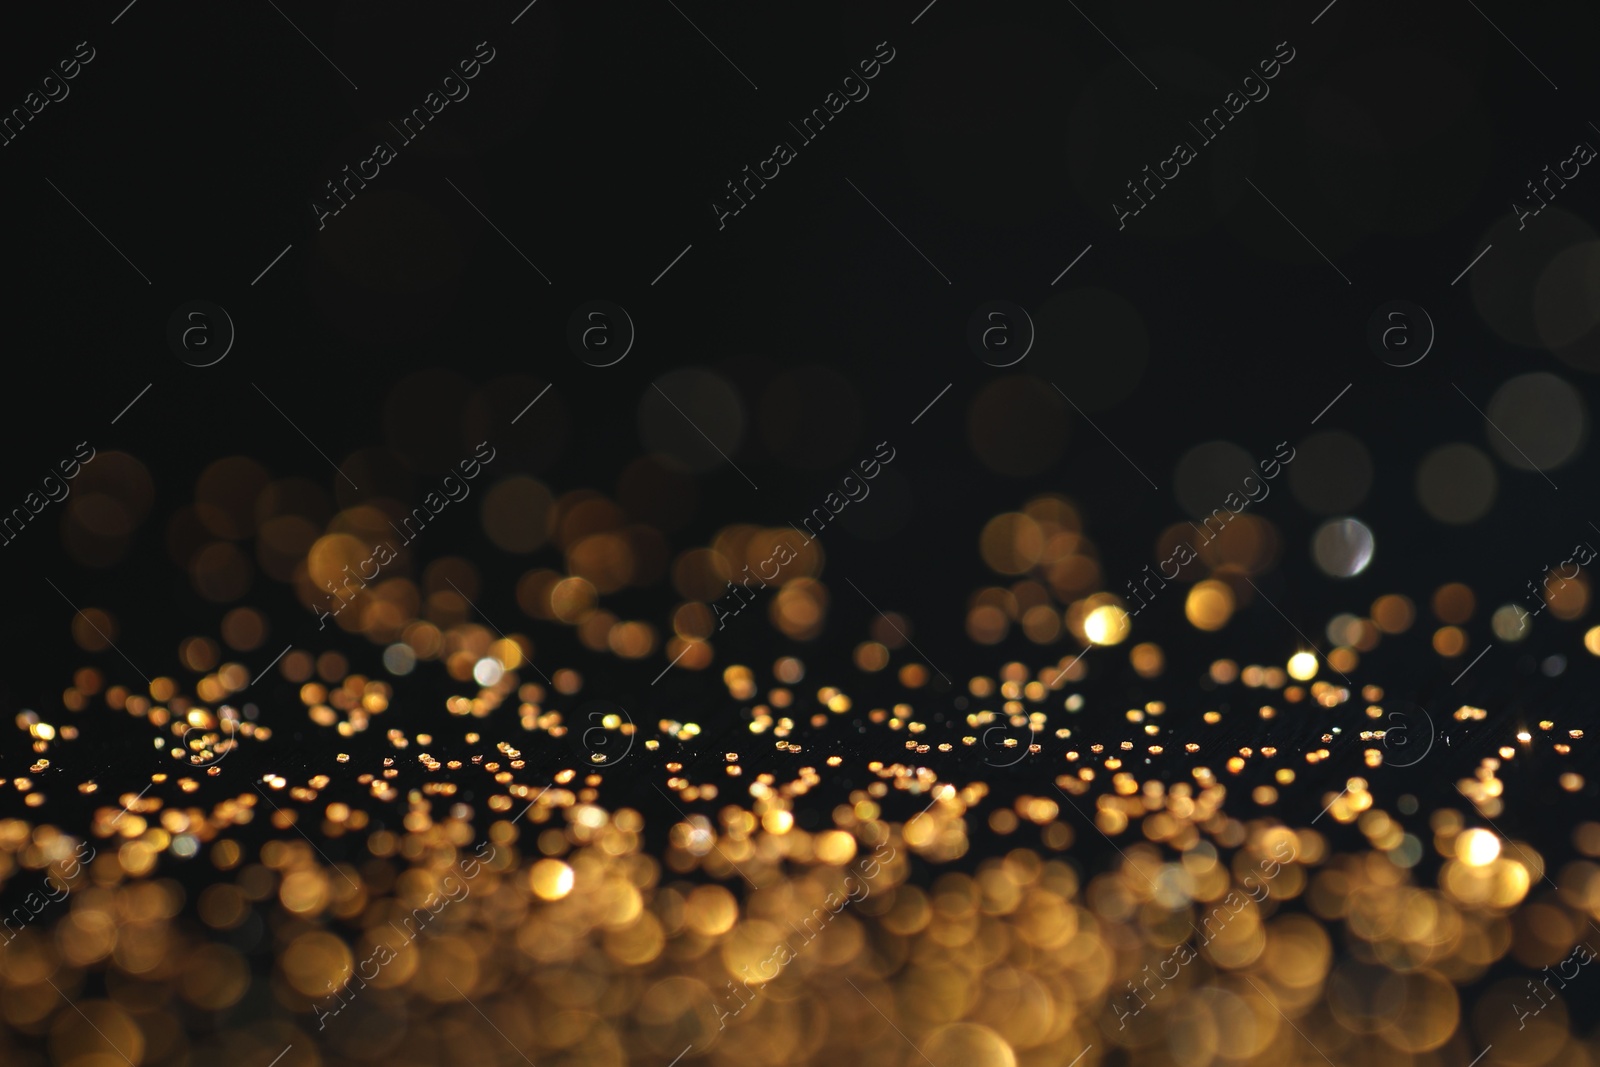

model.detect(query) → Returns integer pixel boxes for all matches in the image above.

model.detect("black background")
[3,0,1600,885]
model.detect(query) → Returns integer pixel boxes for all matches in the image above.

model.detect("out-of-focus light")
[1312,518,1374,578]
[1287,652,1318,682]
[474,658,505,687]
[1457,828,1500,867]
[1432,583,1475,624]
[1085,604,1130,646]
[1416,444,1497,524]
[1185,580,1234,632]
[383,643,416,676]
[1486,373,1586,472]
[1371,594,1414,634]
[1393,834,1424,868]
[1326,613,1360,648]
[1433,626,1468,657]
[1491,604,1531,642]
[529,859,575,900]
[1289,431,1373,514]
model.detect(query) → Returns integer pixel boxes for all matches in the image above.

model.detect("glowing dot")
[473,658,504,686]
[1433,626,1467,657]
[1185,580,1235,632]
[1286,652,1318,682]
[383,643,416,676]
[1457,828,1500,867]
[1492,604,1531,642]
[1084,605,1130,646]
[1371,594,1415,634]
[1311,517,1375,578]
[529,859,575,900]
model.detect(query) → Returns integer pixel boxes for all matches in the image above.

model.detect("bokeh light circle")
[1312,517,1375,578]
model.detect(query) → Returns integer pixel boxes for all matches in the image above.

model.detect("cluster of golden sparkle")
[11,486,1600,1066]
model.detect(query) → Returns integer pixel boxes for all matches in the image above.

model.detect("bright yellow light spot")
[1085,605,1130,646]
[529,859,575,900]
[1185,580,1235,632]
[1457,828,1500,867]
[1287,652,1318,682]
